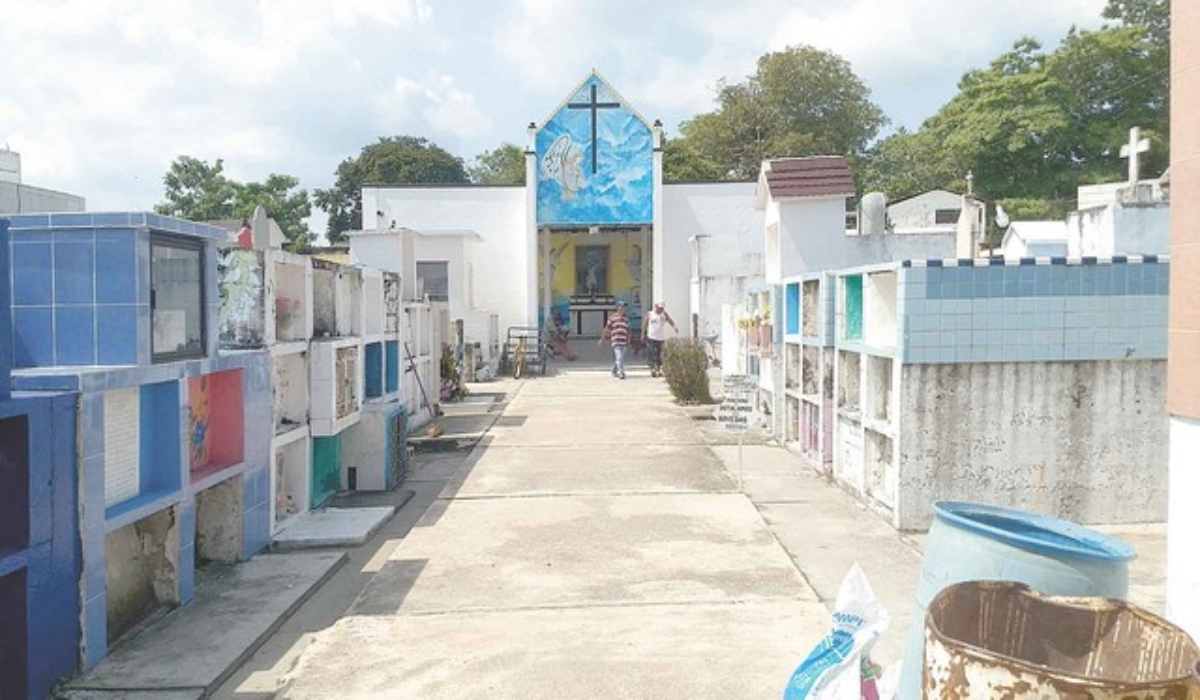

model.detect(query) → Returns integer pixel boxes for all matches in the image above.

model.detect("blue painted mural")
[536,73,653,226]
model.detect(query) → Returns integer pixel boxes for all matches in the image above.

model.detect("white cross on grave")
[1120,126,1151,186]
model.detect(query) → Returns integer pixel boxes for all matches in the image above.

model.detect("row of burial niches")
[216,251,401,348]
[101,370,247,643]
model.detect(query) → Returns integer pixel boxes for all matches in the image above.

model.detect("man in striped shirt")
[598,301,631,379]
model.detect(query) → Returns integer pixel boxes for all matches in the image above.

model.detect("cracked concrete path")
[276,368,829,699]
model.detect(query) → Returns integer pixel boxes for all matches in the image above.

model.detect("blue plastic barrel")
[898,501,1136,700]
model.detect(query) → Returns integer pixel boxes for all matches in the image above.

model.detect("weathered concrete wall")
[896,360,1167,531]
[312,264,337,338]
[664,182,763,333]
[104,508,180,642]
[195,477,244,564]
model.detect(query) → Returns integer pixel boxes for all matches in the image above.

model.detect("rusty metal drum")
[900,502,1136,699]
[924,581,1198,699]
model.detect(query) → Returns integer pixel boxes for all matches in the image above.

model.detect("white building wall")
[0,182,86,214]
[364,186,529,332]
[775,198,952,278]
[886,190,962,233]
[1067,204,1169,258]
[1168,417,1200,637]
[662,182,763,335]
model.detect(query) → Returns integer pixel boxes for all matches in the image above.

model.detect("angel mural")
[540,134,587,201]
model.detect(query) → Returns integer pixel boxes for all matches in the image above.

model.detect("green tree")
[233,174,313,251]
[674,45,887,180]
[469,143,526,185]
[663,133,726,182]
[155,156,238,221]
[861,0,1168,209]
[156,156,314,251]
[858,128,960,199]
[1103,0,1168,45]
[315,136,469,243]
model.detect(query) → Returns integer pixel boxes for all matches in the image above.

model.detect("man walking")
[598,301,631,379]
[643,300,677,378]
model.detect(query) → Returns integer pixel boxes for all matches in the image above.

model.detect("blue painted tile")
[55,307,95,364]
[82,594,108,668]
[179,544,195,603]
[95,227,137,244]
[50,212,93,228]
[92,213,131,227]
[96,305,137,365]
[12,241,56,308]
[54,240,95,304]
[13,307,54,367]
[136,238,150,304]
[136,304,151,365]
[95,240,137,304]
[10,214,50,231]
[81,394,104,458]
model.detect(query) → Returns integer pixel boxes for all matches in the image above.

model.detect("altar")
[569,295,617,337]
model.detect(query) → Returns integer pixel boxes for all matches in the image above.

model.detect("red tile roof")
[761,156,856,200]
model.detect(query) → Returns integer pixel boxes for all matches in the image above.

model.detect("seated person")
[547,312,577,361]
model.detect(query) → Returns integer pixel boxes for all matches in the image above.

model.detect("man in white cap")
[643,300,677,378]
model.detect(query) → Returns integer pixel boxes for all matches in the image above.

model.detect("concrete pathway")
[276,367,832,699]
[260,364,1166,699]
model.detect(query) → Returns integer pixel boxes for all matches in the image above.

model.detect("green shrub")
[662,339,713,404]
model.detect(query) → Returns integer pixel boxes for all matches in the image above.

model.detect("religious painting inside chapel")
[535,72,653,226]
[574,246,609,297]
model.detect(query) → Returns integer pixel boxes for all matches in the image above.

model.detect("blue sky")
[0,0,1109,232]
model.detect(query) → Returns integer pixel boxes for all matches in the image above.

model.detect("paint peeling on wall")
[218,249,265,348]
[384,273,401,334]
[335,346,358,420]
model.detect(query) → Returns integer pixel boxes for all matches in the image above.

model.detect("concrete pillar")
[526,123,540,326]
[1167,0,1200,640]
[651,121,665,305]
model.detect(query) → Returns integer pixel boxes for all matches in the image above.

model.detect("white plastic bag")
[784,564,895,700]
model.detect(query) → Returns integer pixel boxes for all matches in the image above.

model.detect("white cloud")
[0,0,1119,222]
[372,74,492,140]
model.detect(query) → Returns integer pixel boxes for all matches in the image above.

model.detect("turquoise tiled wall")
[901,260,1169,364]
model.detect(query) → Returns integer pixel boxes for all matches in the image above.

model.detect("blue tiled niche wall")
[900,258,1169,364]
[8,212,229,369]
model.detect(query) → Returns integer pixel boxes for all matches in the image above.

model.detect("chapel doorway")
[540,226,652,339]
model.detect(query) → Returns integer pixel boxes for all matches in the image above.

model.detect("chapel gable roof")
[535,69,651,133]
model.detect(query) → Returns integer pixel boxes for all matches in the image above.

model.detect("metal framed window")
[416,261,450,302]
[935,208,961,225]
[151,235,207,362]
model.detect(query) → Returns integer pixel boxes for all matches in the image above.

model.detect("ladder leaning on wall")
[403,342,437,421]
